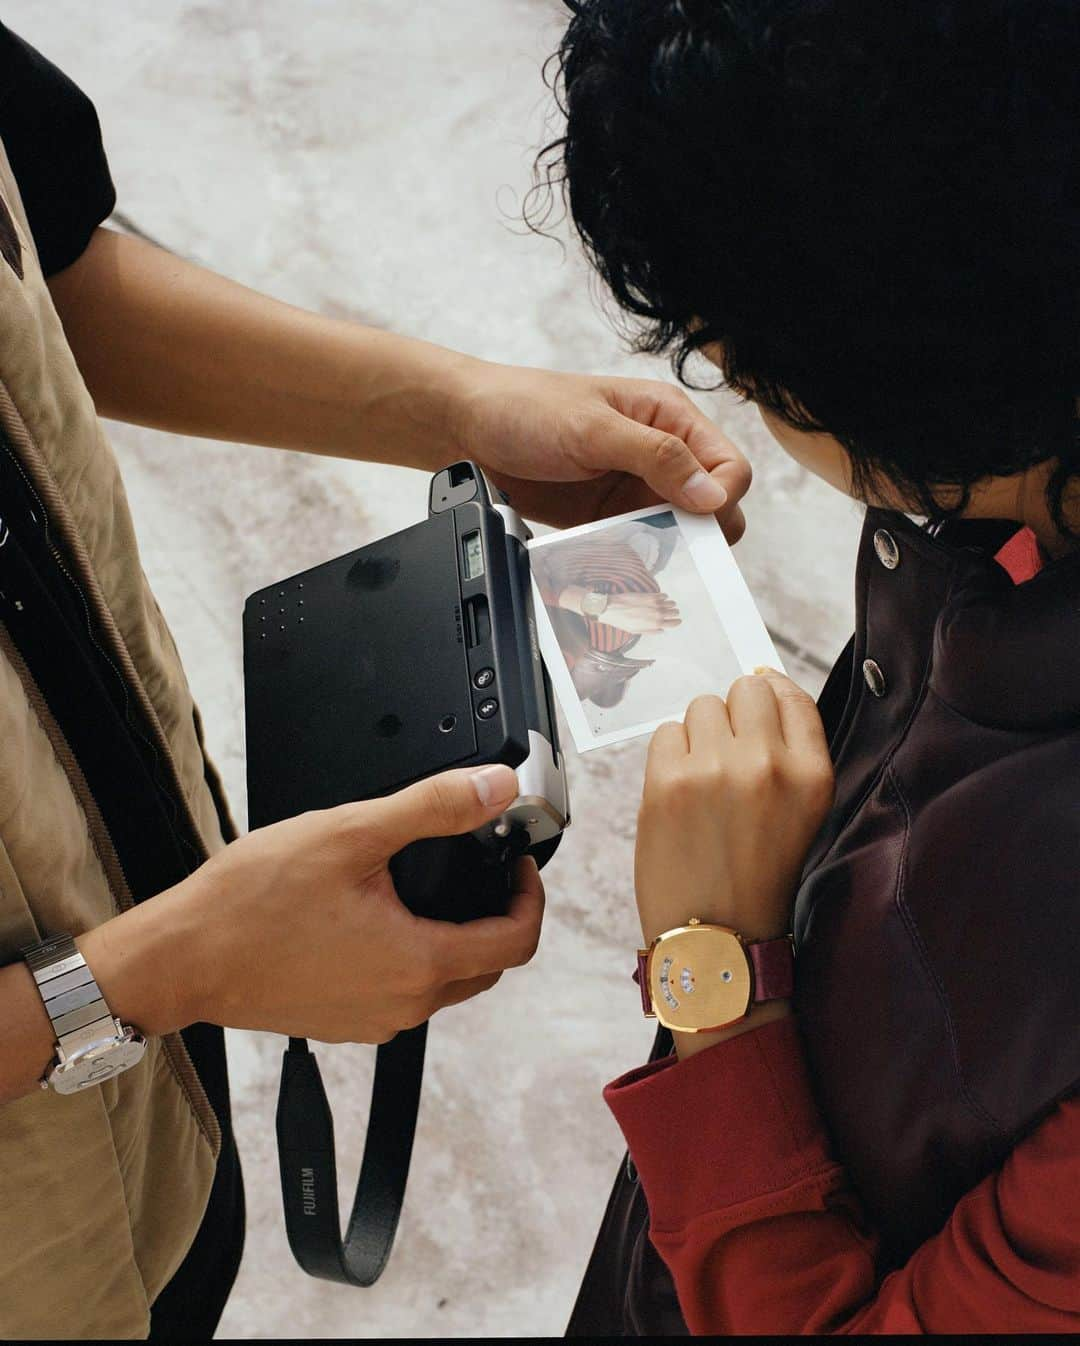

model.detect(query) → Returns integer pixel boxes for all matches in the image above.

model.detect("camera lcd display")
[462,529,484,580]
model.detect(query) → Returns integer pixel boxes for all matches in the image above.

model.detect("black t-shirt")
[0,22,115,275]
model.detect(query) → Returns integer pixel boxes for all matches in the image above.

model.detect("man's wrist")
[335,332,482,474]
[434,350,498,468]
[76,886,204,1039]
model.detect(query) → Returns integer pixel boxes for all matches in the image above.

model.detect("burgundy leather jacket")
[568,508,1080,1336]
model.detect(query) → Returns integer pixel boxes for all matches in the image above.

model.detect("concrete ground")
[7,3,863,1337]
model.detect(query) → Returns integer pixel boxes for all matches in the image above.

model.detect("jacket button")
[873,529,900,569]
[862,659,886,697]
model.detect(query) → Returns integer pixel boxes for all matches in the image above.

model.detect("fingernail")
[754,665,782,675]
[471,764,518,807]
[683,470,728,510]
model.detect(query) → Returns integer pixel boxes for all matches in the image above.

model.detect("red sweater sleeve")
[604,1017,1080,1334]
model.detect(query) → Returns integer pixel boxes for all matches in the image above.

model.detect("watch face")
[648,925,751,1032]
[50,1034,147,1095]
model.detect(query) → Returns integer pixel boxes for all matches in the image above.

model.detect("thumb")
[599,415,728,513]
[358,763,519,858]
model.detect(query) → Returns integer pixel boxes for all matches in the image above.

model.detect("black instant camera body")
[242,462,569,1286]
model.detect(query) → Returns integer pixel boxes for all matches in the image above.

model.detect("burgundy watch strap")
[748,936,795,1003]
[633,953,652,1015]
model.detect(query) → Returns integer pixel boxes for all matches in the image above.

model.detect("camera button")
[476,697,499,720]
[474,667,495,690]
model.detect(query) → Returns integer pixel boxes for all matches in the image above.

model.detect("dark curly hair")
[532,0,1080,532]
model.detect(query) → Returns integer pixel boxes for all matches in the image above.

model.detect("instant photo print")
[528,506,782,752]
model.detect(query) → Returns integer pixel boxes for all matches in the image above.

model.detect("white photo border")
[527,505,783,753]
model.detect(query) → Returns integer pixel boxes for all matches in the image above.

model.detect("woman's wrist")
[672,999,793,1062]
[556,584,589,615]
[640,909,793,947]
[637,912,796,1063]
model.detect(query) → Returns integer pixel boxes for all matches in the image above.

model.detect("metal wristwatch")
[580,586,610,619]
[20,933,146,1094]
[634,918,795,1033]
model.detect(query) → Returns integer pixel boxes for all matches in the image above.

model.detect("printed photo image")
[529,506,781,752]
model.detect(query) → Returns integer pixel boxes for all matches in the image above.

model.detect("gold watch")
[634,918,794,1032]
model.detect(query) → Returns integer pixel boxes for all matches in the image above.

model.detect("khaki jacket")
[0,145,228,1338]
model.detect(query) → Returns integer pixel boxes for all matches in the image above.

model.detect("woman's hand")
[599,591,682,634]
[635,670,834,948]
[558,586,682,633]
[454,364,752,540]
[597,592,681,632]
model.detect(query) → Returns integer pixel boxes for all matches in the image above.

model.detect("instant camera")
[243,461,569,1284]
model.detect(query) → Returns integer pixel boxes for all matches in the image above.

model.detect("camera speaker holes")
[438,714,457,734]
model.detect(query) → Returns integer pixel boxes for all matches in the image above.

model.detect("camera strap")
[276,1026,428,1286]
[274,831,525,1286]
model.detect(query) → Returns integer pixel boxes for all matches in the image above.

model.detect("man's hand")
[51,231,752,539]
[455,365,752,540]
[80,764,544,1045]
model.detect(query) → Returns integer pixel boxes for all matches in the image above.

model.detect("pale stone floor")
[8,3,863,1337]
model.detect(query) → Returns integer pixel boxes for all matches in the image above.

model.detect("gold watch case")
[642,921,752,1032]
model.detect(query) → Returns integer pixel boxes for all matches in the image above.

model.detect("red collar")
[994,526,1043,585]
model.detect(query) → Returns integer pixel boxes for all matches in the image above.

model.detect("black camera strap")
[276,1026,428,1286]
[275,833,524,1285]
